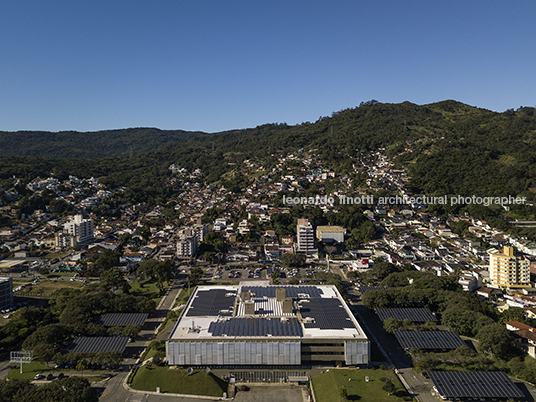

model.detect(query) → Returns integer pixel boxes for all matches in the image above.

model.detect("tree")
[189,267,204,286]
[32,343,56,366]
[95,249,119,271]
[76,360,86,377]
[382,379,396,395]
[137,259,159,280]
[339,386,348,401]
[280,253,306,268]
[154,260,174,293]
[100,267,127,292]
[477,323,513,359]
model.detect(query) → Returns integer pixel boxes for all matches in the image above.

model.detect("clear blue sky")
[1,1,535,133]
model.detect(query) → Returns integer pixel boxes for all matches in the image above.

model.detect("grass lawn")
[130,366,227,396]
[128,280,168,303]
[8,361,50,381]
[28,279,82,294]
[311,368,414,402]
[174,288,195,306]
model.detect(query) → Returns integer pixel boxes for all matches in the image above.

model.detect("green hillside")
[2,100,536,207]
[0,127,205,158]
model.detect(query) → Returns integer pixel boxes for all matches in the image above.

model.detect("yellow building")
[489,246,531,289]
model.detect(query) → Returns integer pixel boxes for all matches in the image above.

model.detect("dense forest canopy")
[0,128,205,158]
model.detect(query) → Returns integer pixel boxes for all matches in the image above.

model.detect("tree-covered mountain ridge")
[0,127,205,158]
[2,99,536,202]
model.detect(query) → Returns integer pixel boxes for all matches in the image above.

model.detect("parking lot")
[209,263,332,284]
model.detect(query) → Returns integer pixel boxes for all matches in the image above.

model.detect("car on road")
[34,374,45,380]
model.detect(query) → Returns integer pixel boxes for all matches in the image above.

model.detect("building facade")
[166,285,369,367]
[177,228,198,258]
[296,219,317,255]
[0,277,13,311]
[64,215,94,244]
[489,246,531,289]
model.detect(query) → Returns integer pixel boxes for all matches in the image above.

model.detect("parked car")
[34,374,45,380]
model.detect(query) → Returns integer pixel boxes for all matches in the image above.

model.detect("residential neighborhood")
[1,148,536,401]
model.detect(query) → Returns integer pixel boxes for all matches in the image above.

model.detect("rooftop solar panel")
[95,313,148,327]
[186,288,235,317]
[300,298,356,329]
[65,336,129,354]
[208,317,303,337]
[394,330,465,350]
[376,308,437,323]
[241,285,323,298]
[428,371,524,399]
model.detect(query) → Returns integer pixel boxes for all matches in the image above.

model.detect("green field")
[311,368,414,402]
[8,361,50,380]
[130,366,227,396]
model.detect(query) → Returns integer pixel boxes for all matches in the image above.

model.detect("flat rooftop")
[170,285,367,341]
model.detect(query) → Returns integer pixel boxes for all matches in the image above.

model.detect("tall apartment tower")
[64,215,94,244]
[489,246,531,289]
[177,228,198,258]
[296,218,317,255]
[192,223,210,243]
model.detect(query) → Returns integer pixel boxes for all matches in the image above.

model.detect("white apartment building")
[296,218,317,255]
[64,215,94,244]
[177,228,198,258]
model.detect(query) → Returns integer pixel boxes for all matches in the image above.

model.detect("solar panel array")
[376,308,437,323]
[65,336,129,354]
[394,330,465,350]
[358,286,396,294]
[95,313,148,327]
[186,288,235,317]
[208,317,303,337]
[242,285,324,298]
[428,371,524,399]
[299,298,356,329]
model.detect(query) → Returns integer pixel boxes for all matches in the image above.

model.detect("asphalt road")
[99,280,184,402]
[346,287,438,402]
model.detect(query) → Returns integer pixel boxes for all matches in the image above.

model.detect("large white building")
[489,246,531,289]
[64,215,94,244]
[296,219,317,255]
[166,284,369,367]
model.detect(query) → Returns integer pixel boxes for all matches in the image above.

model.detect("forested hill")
[2,100,536,205]
[0,127,205,158]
